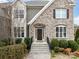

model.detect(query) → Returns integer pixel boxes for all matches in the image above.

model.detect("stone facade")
[11,1,27,38]
[29,0,74,41]
[0,0,74,41]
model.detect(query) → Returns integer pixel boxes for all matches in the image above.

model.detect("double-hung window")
[14,10,24,18]
[53,9,69,19]
[14,27,24,38]
[56,26,66,38]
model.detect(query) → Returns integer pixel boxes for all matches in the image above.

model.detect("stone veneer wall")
[29,0,74,41]
[0,17,11,39]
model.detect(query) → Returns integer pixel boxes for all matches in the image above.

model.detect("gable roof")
[28,0,75,25]
[0,0,75,8]
[25,1,48,6]
[10,0,26,6]
[28,0,54,25]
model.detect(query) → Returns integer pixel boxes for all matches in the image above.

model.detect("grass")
[72,56,79,59]
[51,50,56,57]
[51,50,79,59]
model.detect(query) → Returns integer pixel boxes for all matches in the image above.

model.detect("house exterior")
[0,0,75,41]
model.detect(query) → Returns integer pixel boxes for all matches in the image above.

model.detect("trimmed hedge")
[0,44,27,59]
[50,39,59,49]
[15,38,22,44]
[68,40,78,51]
[59,40,68,48]
[50,39,79,51]
[24,37,33,50]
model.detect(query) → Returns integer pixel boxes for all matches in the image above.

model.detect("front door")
[37,29,42,40]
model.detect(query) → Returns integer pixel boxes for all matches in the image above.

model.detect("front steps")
[26,42,51,59]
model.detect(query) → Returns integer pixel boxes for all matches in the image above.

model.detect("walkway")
[26,42,51,59]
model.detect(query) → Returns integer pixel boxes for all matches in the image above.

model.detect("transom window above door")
[14,10,24,18]
[56,26,66,38]
[53,9,69,19]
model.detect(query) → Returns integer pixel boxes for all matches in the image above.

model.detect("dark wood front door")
[37,29,42,40]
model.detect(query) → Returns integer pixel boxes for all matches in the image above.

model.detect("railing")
[30,37,33,46]
[29,37,33,50]
[47,37,51,49]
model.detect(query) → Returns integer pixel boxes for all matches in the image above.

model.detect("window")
[14,27,24,37]
[14,10,24,18]
[56,26,66,38]
[53,9,69,19]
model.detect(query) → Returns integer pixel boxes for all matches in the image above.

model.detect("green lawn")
[72,56,79,59]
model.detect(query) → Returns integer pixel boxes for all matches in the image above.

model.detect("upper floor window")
[56,26,66,38]
[53,9,69,19]
[14,10,24,18]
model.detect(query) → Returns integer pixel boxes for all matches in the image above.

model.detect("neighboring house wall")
[0,9,5,16]
[29,0,74,41]
[0,17,11,39]
[0,7,11,39]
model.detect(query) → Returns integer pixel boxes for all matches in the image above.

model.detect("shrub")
[15,38,22,44]
[68,40,78,51]
[76,39,79,44]
[63,48,72,55]
[59,40,68,48]
[50,39,59,49]
[54,47,60,53]
[0,41,5,47]
[75,29,79,41]
[0,44,27,59]
[0,38,13,46]
[24,37,32,50]
[59,48,64,52]
[1,38,13,46]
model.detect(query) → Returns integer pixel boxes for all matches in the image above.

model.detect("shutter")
[67,9,69,19]
[53,9,55,18]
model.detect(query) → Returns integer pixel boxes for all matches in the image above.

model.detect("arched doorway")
[34,24,45,41]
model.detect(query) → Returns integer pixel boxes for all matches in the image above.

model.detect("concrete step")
[31,46,49,49]
[30,42,50,53]
[26,42,51,59]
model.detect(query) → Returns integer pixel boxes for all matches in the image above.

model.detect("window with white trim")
[56,26,66,38]
[53,9,69,19]
[14,27,24,37]
[14,10,24,18]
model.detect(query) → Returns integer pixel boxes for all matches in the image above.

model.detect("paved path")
[26,53,51,59]
[25,42,51,59]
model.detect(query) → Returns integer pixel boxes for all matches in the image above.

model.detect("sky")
[74,0,79,25]
[0,0,79,25]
